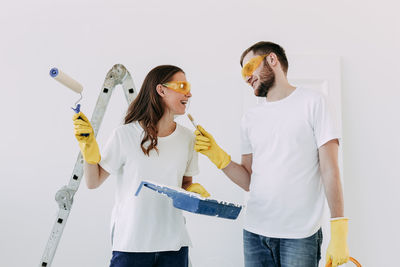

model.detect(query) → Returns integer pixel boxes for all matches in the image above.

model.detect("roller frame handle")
[72,104,89,137]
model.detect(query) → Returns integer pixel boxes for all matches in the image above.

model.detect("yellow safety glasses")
[162,81,191,95]
[241,54,269,80]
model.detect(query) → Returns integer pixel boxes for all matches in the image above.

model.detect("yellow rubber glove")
[326,218,350,267]
[72,112,101,164]
[194,125,231,169]
[185,183,211,198]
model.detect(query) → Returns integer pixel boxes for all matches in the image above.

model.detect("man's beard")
[254,65,275,97]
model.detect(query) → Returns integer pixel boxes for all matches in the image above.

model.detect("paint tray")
[135,181,242,220]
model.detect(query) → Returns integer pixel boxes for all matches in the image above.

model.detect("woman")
[73,65,210,267]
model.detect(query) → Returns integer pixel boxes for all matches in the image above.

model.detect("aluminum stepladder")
[39,64,138,267]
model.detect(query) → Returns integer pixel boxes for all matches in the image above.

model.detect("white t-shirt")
[99,121,199,252]
[241,87,341,238]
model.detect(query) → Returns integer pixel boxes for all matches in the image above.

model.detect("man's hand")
[194,125,231,169]
[326,218,350,267]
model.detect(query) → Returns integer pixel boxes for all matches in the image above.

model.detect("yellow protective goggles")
[162,81,191,95]
[241,54,269,80]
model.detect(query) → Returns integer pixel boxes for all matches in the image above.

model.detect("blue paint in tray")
[135,181,242,220]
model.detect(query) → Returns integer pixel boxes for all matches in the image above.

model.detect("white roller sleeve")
[49,68,83,93]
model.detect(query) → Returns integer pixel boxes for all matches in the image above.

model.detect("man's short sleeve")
[99,128,125,175]
[313,94,342,148]
[241,114,253,154]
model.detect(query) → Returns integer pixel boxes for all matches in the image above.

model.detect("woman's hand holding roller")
[73,112,101,164]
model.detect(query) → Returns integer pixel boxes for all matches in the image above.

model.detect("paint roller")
[49,68,83,94]
[49,67,88,136]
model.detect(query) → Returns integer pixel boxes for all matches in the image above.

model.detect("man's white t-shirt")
[99,121,199,252]
[241,87,341,238]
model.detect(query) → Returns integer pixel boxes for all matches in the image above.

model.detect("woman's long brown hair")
[124,65,184,156]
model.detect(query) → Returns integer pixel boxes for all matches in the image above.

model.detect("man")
[194,41,349,267]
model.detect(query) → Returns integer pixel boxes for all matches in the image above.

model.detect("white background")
[1,0,399,266]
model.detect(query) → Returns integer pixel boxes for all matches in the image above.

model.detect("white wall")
[1,0,399,266]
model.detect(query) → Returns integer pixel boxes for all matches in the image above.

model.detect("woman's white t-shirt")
[241,87,341,238]
[99,121,199,252]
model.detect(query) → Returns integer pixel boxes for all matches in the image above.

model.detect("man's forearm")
[222,161,251,191]
[321,168,344,218]
[319,140,344,218]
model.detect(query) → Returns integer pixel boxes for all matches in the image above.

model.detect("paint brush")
[187,113,200,132]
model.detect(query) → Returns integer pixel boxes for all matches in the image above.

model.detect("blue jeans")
[243,229,323,267]
[110,247,188,267]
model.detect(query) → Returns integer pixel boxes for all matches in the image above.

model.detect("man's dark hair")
[240,41,289,74]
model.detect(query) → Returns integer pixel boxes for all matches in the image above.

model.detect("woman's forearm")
[84,162,110,189]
